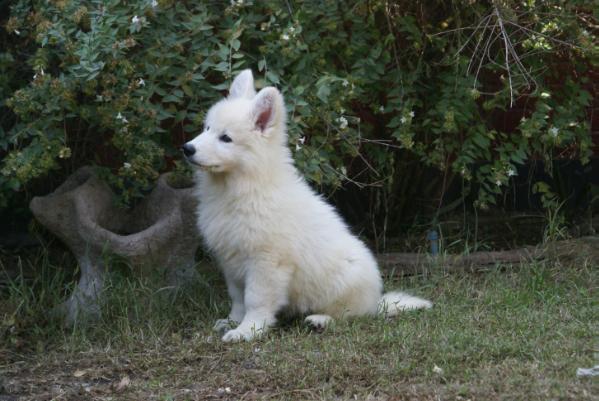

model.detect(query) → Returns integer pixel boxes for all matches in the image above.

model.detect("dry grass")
[1,254,598,400]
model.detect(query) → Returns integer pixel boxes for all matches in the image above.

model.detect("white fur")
[185,70,432,342]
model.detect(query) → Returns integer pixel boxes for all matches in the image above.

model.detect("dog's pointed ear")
[252,87,284,134]
[229,69,256,99]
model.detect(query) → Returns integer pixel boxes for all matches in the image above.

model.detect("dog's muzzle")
[181,143,196,157]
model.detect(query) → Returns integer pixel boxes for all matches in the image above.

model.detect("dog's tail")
[377,291,432,317]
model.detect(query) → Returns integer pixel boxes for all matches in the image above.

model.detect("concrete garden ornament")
[29,166,201,324]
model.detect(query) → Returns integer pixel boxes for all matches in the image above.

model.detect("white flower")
[151,0,158,7]
[337,116,348,129]
[123,162,132,169]
[496,180,502,186]
[549,126,559,137]
[342,80,349,87]
[295,137,305,151]
[288,26,295,34]
[14,29,20,35]
[433,365,444,375]
[132,15,140,24]
[400,116,407,124]
[507,168,516,177]
[379,106,384,112]
[116,112,128,124]
[281,33,290,41]
[409,110,415,118]
[540,92,551,99]
[138,78,145,86]
[33,68,45,80]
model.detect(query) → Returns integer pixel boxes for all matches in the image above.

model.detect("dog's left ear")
[229,69,256,99]
[252,87,285,134]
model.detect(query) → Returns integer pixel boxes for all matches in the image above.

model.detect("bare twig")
[443,2,584,102]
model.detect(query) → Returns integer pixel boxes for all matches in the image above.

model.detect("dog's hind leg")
[305,314,333,331]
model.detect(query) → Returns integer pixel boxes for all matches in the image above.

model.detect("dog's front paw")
[222,327,260,343]
[213,318,234,333]
[223,329,254,343]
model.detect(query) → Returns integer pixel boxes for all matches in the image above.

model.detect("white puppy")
[183,70,431,342]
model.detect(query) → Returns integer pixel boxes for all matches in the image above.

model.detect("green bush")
[1,0,596,215]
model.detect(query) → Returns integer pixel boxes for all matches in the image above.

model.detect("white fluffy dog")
[183,70,431,342]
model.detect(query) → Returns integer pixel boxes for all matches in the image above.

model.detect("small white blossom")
[409,110,415,118]
[298,136,306,144]
[132,15,140,24]
[549,126,559,137]
[138,78,145,86]
[379,106,384,112]
[33,68,45,80]
[337,116,348,129]
[342,80,349,87]
[116,112,128,124]
[123,162,132,169]
[400,116,407,124]
[288,26,295,34]
[433,365,444,375]
[496,180,502,186]
[540,92,551,99]
[507,168,516,177]
[151,0,158,7]
[14,29,20,35]
[281,33,290,41]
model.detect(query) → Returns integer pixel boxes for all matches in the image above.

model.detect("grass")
[0,251,598,400]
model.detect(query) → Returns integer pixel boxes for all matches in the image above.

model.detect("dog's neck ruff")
[198,142,296,197]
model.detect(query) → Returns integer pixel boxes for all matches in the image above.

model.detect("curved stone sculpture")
[29,166,201,324]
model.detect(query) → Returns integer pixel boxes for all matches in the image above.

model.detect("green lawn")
[1,257,597,400]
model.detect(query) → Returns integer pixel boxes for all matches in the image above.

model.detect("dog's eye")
[219,133,232,143]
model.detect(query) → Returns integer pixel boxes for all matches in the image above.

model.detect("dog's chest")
[197,188,276,259]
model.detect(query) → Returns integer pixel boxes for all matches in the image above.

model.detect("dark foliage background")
[1,0,597,244]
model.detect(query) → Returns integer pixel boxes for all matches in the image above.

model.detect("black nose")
[181,143,196,157]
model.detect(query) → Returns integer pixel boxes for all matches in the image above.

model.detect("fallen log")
[377,236,599,275]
